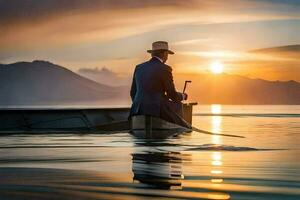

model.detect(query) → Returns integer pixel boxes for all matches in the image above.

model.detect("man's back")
[130,57,182,117]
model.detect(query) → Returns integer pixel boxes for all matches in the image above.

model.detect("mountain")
[0,60,299,106]
[0,60,129,106]
[174,73,300,104]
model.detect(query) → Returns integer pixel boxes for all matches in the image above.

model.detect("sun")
[210,61,224,74]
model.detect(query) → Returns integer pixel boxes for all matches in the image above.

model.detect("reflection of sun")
[209,105,226,195]
[211,104,222,145]
[210,61,224,74]
[211,104,222,114]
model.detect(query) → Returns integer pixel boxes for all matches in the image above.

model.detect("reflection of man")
[129,41,189,127]
[132,151,183,189]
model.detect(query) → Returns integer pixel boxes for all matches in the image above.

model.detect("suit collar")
[151,56,163,63]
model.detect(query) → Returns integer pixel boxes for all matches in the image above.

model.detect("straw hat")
[147,41,174,54]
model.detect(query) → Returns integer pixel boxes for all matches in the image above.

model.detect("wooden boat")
[0,103,197,136]
[130,103,197,139]
[0,107,130,133]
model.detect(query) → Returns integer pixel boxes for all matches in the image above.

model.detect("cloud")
[1,0,300,50]
[0,0,191,24]
[1,0,300,83]
[78,67,130,86]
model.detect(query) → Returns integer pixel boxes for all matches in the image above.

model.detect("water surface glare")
[0,105,299,200]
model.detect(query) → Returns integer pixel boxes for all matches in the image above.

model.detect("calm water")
[0,105,299,200]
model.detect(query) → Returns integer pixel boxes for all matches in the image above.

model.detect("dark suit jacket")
[129,57,183,117]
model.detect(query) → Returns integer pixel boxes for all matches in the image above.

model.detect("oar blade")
[192,127,245,138]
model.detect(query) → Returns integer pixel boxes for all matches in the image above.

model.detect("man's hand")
[182,93,188,101]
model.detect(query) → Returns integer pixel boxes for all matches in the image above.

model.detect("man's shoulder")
[135,59,172,72]
[162,63,172,72]
[136,60,150,69]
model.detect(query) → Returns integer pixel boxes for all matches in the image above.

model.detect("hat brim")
[147,49,174,55]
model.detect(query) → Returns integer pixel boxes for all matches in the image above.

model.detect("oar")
[192,126,245,138]
[183,80,192,94]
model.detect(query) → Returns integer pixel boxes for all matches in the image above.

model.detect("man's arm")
[162,65,184,102]
[130,69,137,101]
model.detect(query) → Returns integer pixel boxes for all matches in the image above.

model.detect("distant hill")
[174,73,300,104]
[0,60,299,106]
[0,61,129,106]
[170,44,300,104]
[76,64,300,104]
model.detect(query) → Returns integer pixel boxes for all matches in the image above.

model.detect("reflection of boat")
[131,103,197,139]
[132,151,183,189]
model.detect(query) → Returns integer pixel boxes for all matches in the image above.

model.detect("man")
[129,41,190,128]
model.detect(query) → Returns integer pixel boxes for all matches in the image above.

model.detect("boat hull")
[0,103,196,135]
[131,115,191,139]
[130,103,196,139]
[0,107,130,133]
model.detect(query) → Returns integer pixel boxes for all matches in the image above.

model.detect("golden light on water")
[210,151,224,180]
[211,178,224,183]
[210,105,224,187]
[211,105,222,145]
[212,160,223,166]
[210,61,224,74]
[211,170,223,174]
[212,152,222,161]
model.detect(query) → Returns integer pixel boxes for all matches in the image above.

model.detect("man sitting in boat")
[129,41,190,128]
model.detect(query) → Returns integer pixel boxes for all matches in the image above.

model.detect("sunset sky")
[1,0,300,81]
